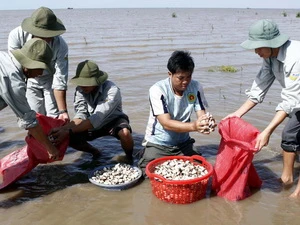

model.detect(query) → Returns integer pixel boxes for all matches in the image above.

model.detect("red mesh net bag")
[212,116,262,201]
[0,114,69,189]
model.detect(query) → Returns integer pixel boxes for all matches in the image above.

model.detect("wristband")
[58,109,68,114]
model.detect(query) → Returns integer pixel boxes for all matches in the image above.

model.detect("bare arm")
[49,118,94,144]
[157,110,209,134]
[54,89,69,121]
[225,99,257,119]
[255,110,287,150]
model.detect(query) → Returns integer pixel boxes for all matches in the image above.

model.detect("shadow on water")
[0,132,145,208]
[254,155,284,193]
[0,140,26,151]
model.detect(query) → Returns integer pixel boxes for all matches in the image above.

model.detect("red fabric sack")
[212,116,262,201]
[0,114,69,189]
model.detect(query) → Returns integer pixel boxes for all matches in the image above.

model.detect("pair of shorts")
[69,117,132,146]
[281,111,300,152]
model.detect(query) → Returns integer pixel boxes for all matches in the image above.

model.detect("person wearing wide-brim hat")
[0,38,60,161]
[49,60,134,164]
[8,6,70,122]
[225,19,300,198]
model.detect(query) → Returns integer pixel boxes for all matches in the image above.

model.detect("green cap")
[241,19,289,49]
[21,7,66,38]
[11,38,54,74]
[70,60,108,86]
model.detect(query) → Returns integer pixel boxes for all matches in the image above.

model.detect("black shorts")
[281,111,300,152]
[70,117,132,145]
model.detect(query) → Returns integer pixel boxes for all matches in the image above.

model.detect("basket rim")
[145,155,213,185]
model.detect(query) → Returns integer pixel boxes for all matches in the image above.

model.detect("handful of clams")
[205,112,216,133]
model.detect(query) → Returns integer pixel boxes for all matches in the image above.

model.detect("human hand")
[58,112,70,122]
[47,144,60,161]
[49,127,69,146]
[195,114,210,134]
[254,131,271,153]
[196,112,217,134]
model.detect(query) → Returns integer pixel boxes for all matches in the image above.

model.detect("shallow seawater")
[1,7,300,225]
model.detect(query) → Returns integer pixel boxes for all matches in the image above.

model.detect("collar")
[276,40,290,63]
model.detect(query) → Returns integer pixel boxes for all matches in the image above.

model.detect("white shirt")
[0,51,37,129]
[246,40,300,115]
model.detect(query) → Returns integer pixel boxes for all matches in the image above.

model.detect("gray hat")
[11,38,54,74]
[70,60,108,86]
[241,19,289,49]
[21,7,66,38]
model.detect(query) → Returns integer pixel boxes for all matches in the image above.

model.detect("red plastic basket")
[145,155,213,204]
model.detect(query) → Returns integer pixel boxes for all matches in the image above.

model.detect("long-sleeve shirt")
[246,40,300,115]
[8,26,68,90]
[73,80,127,130]
[0,51,37,129]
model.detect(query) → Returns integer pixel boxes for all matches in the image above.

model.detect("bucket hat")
[21,7,66,38]
[241,19,289,49]
[11,38,54,74]
[70,60,108,86]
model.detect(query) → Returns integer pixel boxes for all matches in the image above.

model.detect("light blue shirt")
[144,77,208,147]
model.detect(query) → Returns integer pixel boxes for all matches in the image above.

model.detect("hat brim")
[70,72,108,86]
[11,49,54,74]
[241,34,289,49]
[21,17,66,38]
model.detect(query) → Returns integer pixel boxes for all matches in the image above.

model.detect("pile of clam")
[154,159,208,180]
[90,163,140,185]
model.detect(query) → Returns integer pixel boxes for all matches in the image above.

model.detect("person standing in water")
[225,19,300,198]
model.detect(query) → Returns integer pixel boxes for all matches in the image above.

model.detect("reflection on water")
[1,7,300,225]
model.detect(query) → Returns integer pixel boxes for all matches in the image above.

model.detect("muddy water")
[1,8,300,225]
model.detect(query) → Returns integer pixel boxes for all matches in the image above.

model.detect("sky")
[1,0,299,10]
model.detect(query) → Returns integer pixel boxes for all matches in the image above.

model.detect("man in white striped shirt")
[138,50,216,173]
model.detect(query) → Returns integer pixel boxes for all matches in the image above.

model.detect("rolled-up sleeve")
[51,37,68,90]
[73,89,90,120]
[245,59,275,103]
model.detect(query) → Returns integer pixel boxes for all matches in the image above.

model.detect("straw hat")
[21,7,66,38]
[11,38,54,74]
[241,19,289,49]
[70,60,108,86]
